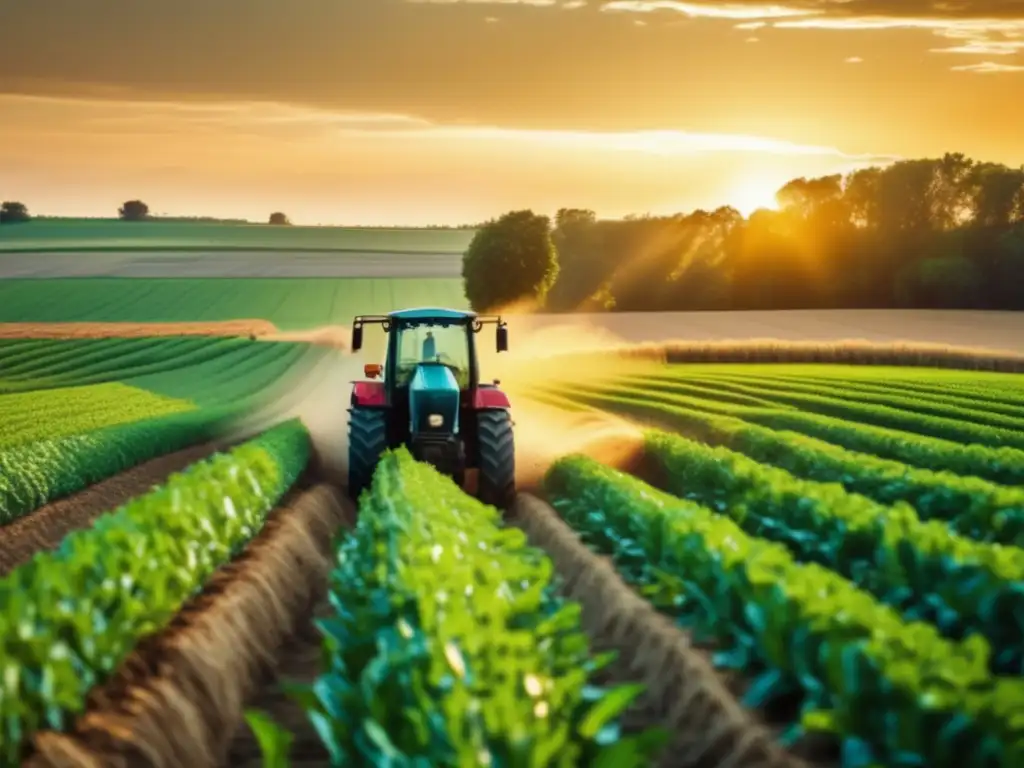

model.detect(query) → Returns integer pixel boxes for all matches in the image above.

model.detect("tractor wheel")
[477,409,515,509]
[348,407,388,502]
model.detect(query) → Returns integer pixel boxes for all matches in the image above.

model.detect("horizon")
[2,1,1023,225]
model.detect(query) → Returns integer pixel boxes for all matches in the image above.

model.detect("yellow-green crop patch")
[0,382,194,448]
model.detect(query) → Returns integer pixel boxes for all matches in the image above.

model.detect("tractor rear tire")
[477,409,515,509]
[348,407,388,502]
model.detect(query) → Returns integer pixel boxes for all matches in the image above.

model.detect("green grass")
[0,278,468,329]
[0,219,476,253]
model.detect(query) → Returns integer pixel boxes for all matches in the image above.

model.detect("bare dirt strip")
[27,483,351,768]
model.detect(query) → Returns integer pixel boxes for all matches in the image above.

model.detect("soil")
[0,441,227,576]
[26,483,351,768]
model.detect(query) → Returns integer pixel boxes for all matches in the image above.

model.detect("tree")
[0,201,30,224]
[119,200,150,221]
[269,212,291,225]
[461,210,559,312]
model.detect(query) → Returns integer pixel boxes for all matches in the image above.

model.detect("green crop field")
[0,277,467,328]
[0,218,476,253]
[3,336,1024,767]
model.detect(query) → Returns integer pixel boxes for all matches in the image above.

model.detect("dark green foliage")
[462,209,559,312]
[0,201,30,224]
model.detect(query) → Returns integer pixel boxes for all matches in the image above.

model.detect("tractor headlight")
[428,413,444,427]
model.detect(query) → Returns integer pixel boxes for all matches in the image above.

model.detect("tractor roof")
[388,307,477,321]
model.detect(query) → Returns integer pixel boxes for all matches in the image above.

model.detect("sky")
[1,0,1022,225]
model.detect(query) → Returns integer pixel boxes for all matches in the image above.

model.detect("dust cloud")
[239,313,656,493]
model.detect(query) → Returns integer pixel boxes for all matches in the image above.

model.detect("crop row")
[0,337,319,405]
[567,379,1024,485]
[0,420,310,763]
[0,382,192,448]
[685,371,1024,426]
[290,447,663,765]
[544,455,1024,767]
[557,388,1024,546]
[643,428,1024,673]
[633,373,1024,451]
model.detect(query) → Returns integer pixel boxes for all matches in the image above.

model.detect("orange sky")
[1,0,1022,225]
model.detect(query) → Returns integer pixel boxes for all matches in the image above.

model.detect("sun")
[725,175,783,217]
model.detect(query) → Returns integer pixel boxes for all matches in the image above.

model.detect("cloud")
[845,56,863,63]
[601,1,815,20]
[951,60,1024,73]
[594,0,1024,69]
[0,93,896,163]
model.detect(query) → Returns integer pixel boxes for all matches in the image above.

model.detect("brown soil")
[658,339,1024,371]
[0,320,279,340]
[0,441,226,577]
[27,484,352,768]
[223,600,337,767]
[511,493,811,768]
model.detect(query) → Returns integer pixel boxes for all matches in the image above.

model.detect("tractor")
[347,307,516,507]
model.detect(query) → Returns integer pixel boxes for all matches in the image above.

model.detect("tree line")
[463,152,1024,313]
[0,200,293,226]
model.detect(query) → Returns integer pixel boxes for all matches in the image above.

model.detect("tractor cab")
[347,308,514,507]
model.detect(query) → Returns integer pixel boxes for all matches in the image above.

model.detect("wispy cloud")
[951,60,1024,73]
[0,93,896,163]
[601,1,815,20]
[590,2,1024,72]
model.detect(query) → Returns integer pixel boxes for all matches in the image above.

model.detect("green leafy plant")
[0,419,310,763]
[544,454,1024,768]
[642,427,1024,673]
[295,447,665,766]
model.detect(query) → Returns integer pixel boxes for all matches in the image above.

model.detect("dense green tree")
[462,210,559,312]
[0,201,30,224]
[118,200,150,221]
[269,212,291,225]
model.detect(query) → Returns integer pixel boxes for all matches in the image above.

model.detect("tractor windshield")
[394,322,471,388]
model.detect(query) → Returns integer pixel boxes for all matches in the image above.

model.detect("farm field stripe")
[555,388,1024,546]
[544,456,1024,768]
[680,372,1024,432]
[0,420,310,762]
[511,493,805,768]
[627,374,1024,450]
[691,372,1024,421]
[0,442,225,577]
[0,383,194,448]
[0,338,245,392]
[300,447,664,766]
[0,404,240,528]
[641,428,1024,673]
[26,485,348,768]
[568,381,1024,485]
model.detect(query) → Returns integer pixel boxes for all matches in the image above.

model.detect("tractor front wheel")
[348,407,388,501]
[476,409,515,509]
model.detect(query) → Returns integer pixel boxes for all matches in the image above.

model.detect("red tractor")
[347,307,516,507]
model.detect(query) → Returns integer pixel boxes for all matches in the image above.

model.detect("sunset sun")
[726,176,783,217]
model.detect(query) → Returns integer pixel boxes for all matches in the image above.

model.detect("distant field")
[0,218,476,254]
[0,278,468,330]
